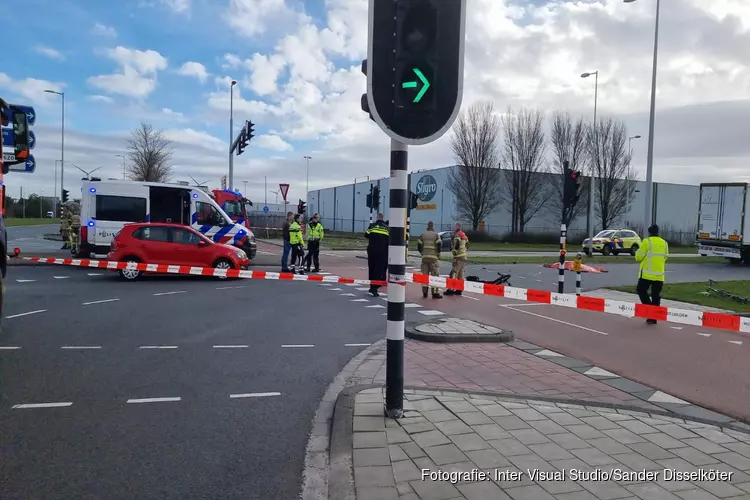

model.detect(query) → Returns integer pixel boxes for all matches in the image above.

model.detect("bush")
[498,231,586,245]
[465,230,503,243]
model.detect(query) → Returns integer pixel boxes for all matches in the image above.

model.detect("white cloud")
[255,134,293,151]
[161,107,186,121]
[89,95,114,103]
[91,23,117,38]
[176,61,209,83]
[224,0,305,37]
[161,0,190,14]
[0,73,65,106]
[87,47,168,98]
[246,54,286,95]
[33,46,65,61]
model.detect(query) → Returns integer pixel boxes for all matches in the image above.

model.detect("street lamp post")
[627,135,642,216]
[228,80,237,190]
[243,180,248,194]
[625,0,660,232]
[303,156,312,204]
[115,154,125,178]
[44,89,64,207]
[581,71,599,255]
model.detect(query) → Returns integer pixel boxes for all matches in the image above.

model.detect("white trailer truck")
[696,183,749,264]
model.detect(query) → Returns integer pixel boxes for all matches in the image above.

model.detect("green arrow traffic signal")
[401,68,430,103]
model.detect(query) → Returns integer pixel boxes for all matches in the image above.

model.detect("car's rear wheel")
[630,244,639,256]
[602,246,612,256]
[118,257,142,281]
[213,258,234,279]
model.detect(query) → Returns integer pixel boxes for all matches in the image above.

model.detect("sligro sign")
[415,174,438,202]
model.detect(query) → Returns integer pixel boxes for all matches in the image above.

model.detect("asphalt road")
[0,264,398,500]
[7,223,61,253]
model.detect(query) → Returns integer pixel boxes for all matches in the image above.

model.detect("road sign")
[263,206,269,213]
[221,175,227,190]
[366,0,467,145]
[13,104,36,126]
[8,154,35,173]
[28,130,35,149]
[279,183,290,202]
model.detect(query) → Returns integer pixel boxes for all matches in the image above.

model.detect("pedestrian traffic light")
[366,0,467,145]
[563,167,582,210]
[372,185,381,211]
[409,192,419,210]
[297,199,306,215]
[62,189,69,203]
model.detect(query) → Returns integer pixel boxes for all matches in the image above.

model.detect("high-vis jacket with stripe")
[307,221,324,241]
[365,221,389,256]
[635,236,669,281]
[289,221,304,245]
[452,231,469,258]
[418,230,440,260]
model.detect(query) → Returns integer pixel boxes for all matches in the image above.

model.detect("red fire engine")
[211,189,253,230]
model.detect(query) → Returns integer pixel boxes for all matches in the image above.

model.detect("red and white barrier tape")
[22,256,749,334]
[21,257,387,286]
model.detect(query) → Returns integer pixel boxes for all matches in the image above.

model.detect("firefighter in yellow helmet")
[68,209,81,255]
[417,221,442,299]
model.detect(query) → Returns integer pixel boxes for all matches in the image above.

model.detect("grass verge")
[611,281,750,313]
[439,256,727,265]
[5,218,58,227]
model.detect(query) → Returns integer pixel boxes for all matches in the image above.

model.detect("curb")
[405,320,515,343]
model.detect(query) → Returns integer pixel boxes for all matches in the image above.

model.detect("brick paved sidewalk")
[342,388,750,500]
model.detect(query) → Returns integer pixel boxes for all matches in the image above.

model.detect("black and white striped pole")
[386,139,407,418]
[558,224,566,294]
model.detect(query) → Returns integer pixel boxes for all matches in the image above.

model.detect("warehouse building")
[306,166,700,245]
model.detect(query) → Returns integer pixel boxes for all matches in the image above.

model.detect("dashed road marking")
[404,303,422,308]
[339,293,356,296]
[345,343,371,347]
[83,298,119,306]
[153,291,186,296]
[213,345,249,348]
[366,304,385,309]
[327,288,343,291]
[317,272,332,275]
[6,309,46,319]
[696,332,711,337]
[13,402,73,409]
[503,304,609,335]
[356,287,370,291]
[670,326,683,330]
[15,279,36,283]
[418,310,444,316]
[351,298,369,302]
[87,273,104,276]
[461,295,480,301]
[319,283,332,286]
[53,276,70,279]
[0,346,21,350]
[729,340,743,345]
[230,392,281,398]
[126,397,181,404]
[281,344,314,348]
[61,346,102,350]
[140,345,178,349]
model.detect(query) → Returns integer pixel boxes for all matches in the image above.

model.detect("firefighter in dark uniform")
[365,212,389,297]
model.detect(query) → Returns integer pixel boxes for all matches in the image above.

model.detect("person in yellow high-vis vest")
[634,224,669,324]
[304,213,324,272]
[444,223,469,296]
[417,221,442,299]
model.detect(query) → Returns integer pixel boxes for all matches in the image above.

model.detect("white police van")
[76,179,257,260]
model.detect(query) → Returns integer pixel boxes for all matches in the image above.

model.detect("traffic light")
[409,192,419,210]
[563,165,582,210]
[236,120,255,156]
[366,0,467,145]
[62,189,69,203]
[366,184,373,209]
[360,60,375,123]
[372,185,381,211]
[297,199,306,215]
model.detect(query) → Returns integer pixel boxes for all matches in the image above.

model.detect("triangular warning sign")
[279,184,290,201]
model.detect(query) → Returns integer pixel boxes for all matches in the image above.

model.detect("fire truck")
[211,189,253,229]
[0,98,32,326]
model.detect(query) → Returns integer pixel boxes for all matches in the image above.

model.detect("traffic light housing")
[360,60,375,123]
[409,192,419,210]
[62,189,69,203]
[366,0,467,145]
[563,165,582,210]
[372,185,381,211]
[297,199,306,215]
[236,120,255,156]
[366,187,373,210]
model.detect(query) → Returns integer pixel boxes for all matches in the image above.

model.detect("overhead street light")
[44,89,65,209]
[581,70,599,255]
[228,79,237,190]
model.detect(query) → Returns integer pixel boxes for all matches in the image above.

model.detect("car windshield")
[594,231,615,238]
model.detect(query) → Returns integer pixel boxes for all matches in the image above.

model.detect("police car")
[582,229,641,256]
[76,179,257,260]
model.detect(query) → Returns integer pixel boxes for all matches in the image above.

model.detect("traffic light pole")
[386,138,407,419]
[558,224,566,294]
[369,184,374,224]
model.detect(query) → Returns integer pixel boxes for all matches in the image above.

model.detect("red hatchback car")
[107,223,250,281]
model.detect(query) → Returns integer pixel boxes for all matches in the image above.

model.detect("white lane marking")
[82,298,119,306]
[317,272,332,275]
[153,291,186,296]
[670,326,683,330]
[15,279,36,283]
[729,340,743,345]
[381,313,387,316]
[230,392,281,398]
[499,302,545,307]
[461,294,480,301]
[345,343,371,347]
[502,305,609,335]
[216,286,235,290]
[418,310,444,316]
[234,286,245,289]
[126,397,181,404]
[696,332,711,337]
[356,287,370,291]
[281,344,314,348]
[358,267,366,270]
[327,288,343,291]
[366,304,386,309]
[140,345,178,349]
[351,298,369,302]
[339,293,356,297]
[319,283,332,287]
[404,303,422,308]
[213,345,249,348]
[53,276,70,279]
[6,309,47,319]
[87,273,104,276]
[61,346,102,350]
[0,346,21,350]
[12,402,73,409]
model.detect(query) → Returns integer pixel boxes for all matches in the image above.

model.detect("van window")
[196,201,229,226]
[96,195,147,222]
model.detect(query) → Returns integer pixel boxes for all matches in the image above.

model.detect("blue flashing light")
[88,220,96,227]
[238,229,246,236]
[192,193,199,199]
[89,187,96,193]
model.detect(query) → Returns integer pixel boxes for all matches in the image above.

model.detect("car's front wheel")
[118,257,142,281]
[213,258,234,279]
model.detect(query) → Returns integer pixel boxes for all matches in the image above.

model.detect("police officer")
[304,213,324,273]
[444,223,469,296]
[635,224,669,324]
[68,209,81,255]
[365,213,389,297]
[418,221,442,299]
[60,206,71,250]
[289,213,305,274]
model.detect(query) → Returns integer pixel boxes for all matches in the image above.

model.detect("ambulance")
[76,178,257,260]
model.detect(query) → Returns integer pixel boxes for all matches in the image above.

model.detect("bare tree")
[447,101,503,230]
[125,122,174,182]
[500,107,548,233]
[587,117,637,228]
[546,111,589,226]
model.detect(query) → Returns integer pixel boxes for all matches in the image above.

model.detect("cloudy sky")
[1,0,748,204]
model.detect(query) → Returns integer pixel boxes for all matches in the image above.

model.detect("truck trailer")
[696,183,750,264]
